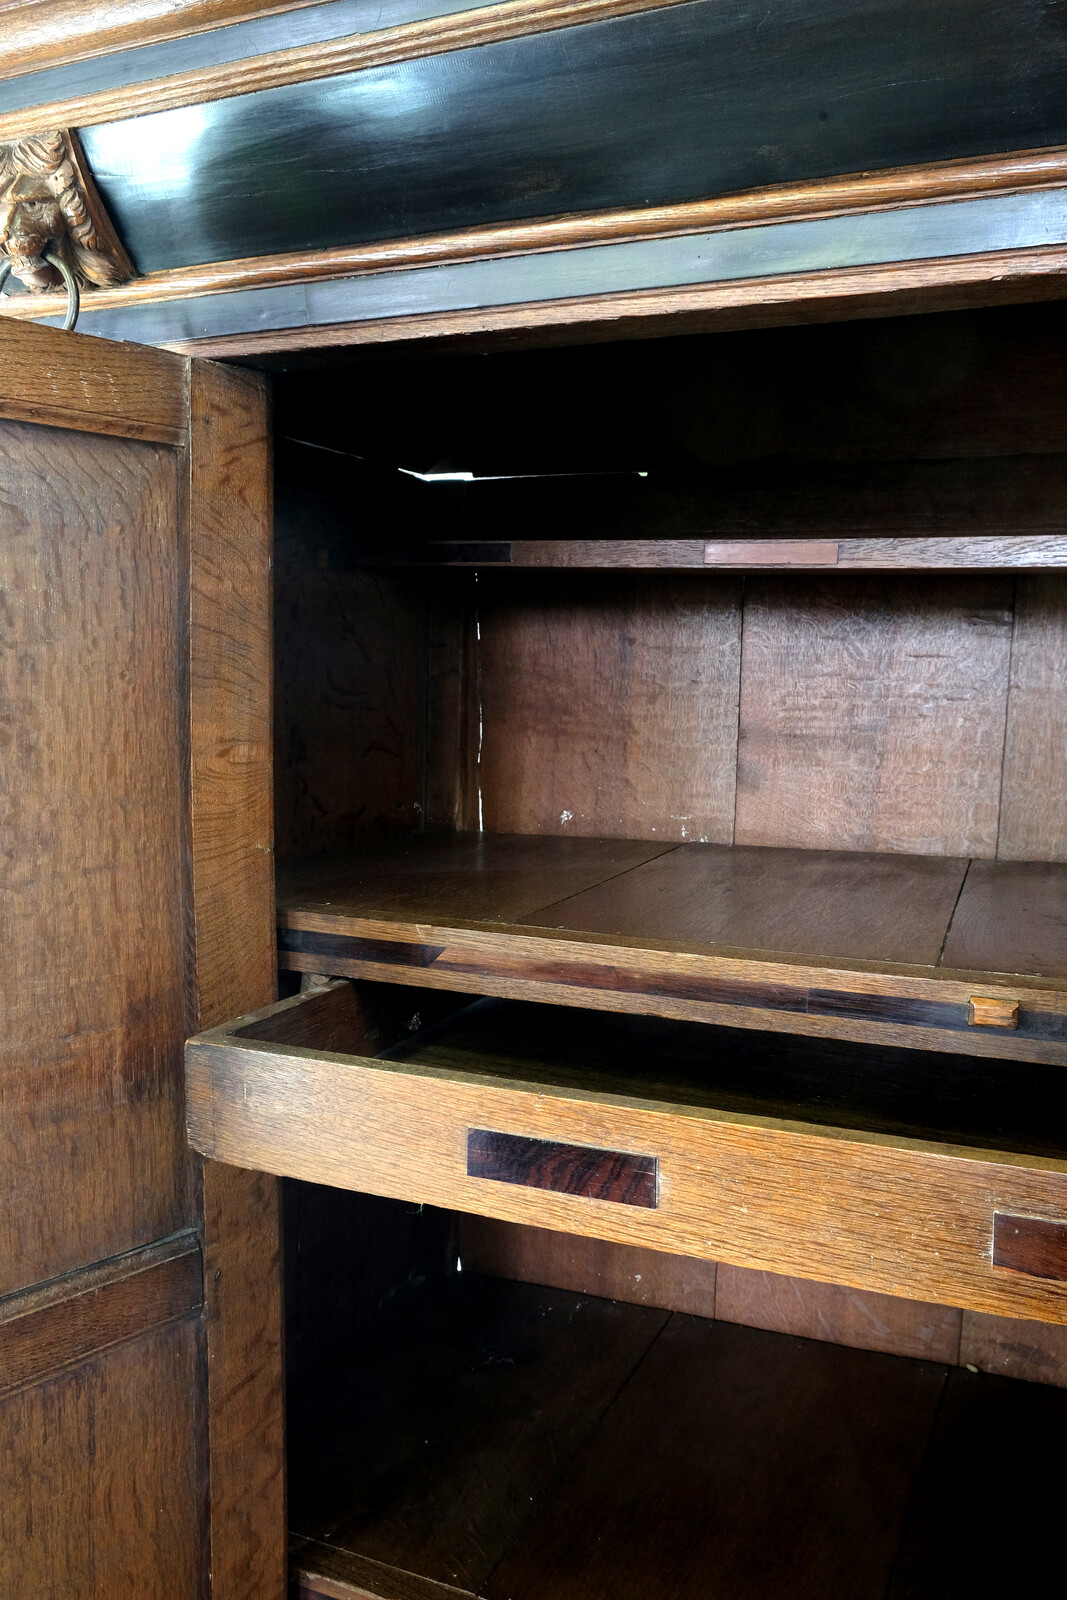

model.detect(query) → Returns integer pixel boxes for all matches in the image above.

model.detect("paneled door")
[0,317,283,1599]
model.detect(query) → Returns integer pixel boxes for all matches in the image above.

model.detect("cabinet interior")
[266,301,1067,1599]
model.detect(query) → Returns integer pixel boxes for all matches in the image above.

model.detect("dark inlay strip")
[993,1213,1067,1281]
[277,929,1067,1040]
[279,928,446,966]
[467,1128,657,1207]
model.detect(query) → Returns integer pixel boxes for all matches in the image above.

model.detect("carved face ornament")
[0,130,131,293]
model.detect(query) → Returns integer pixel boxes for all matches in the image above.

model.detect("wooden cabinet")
[7,259,1067,1598]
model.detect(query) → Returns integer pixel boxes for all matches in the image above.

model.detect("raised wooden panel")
[477,574,742,843]
[187,358,284,1600]
[0,320,185,443]
[0,1320,202,1599]
[998,573,1067,862]
[0,418,191,1296]
[734,575,1014,856]
[0,1233,202,1399]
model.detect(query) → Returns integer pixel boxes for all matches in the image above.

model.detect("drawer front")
[186,1016,1067,1327]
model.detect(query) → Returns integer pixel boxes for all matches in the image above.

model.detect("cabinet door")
[0,318,282,1600]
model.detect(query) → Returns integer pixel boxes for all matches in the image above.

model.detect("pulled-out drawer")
[185,981,1067,1324]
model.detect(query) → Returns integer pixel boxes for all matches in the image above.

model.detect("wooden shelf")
[360,537,1067,570]
[289,1275,1067,1600]
[276,833,1067,1064]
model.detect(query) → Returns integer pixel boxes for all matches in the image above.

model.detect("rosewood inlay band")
[467,1129,658,1207]
[992,1213,1067,1281]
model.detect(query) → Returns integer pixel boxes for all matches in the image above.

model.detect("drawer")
[185,981,1067,1325]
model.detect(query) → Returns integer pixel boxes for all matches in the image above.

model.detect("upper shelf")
[276,833,1067,1063]
[362,538,1067,570]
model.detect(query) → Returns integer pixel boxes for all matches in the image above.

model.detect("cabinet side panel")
[0,419,190,1294]
[735,573,1014,856]
[997,573,1067,862]
[0,1320,202,1600]
[188,360,285,1600]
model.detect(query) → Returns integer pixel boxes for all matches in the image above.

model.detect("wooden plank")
[186,1003,1067,1323]
[887,1366,1067,1598]
[705,539,839,566]
[942,858,1067,978]
[486,1316,947,1600]
[397,538,1067,570]
[734,574,1014,856]
[998,573,1067,861]
[289,1276,666,1589]
[163,245,1067,360]
[0,1232,202,1399]
[0,0,309,78]
[0,319,186,443]
[533,842,967,967]
[0,1321,202,1599]
[186,357,283,1600]
[715,1265,962,1363]
[959,1309,1067,1387]
[475,573,742,843]
[11,148,1067,325]
[277,834,671,926]
[0,417,191,1296]
[294,1542,474,1600]
[457,1217,719,1317]
[0,0,695,138]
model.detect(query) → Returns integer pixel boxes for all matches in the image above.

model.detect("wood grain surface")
[942,858,1067,978]
[163,244,1067,360]
[0,1232,202,1400]
[531,842,968,965]
[457,1215,720,1317]
[0,0,695,138]
[0,318,185,443]
[187,992,1067,1322]
[294,1543,475,1600]
[187,358,284,1600]
[959,1308,1067,1386]
[0,417,190,1296]
[0,0,312,78]
[734,575,1014,856]
[408,537,1067,569]
[476,573,742,842]
[278,833,670,924]
[714,1265,962,1364]
[289,1275,666,1589]
[0,1321,202,1600]
[467,1129,657,1206]
[486,1315,946,1600]
[998,574,1067,861]
[6,147,1067,324]
[992,1212,1067,1280]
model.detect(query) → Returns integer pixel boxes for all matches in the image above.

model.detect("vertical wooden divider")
[187,359,285,1600]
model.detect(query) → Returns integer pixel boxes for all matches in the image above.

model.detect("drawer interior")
[230,981,1067,1161]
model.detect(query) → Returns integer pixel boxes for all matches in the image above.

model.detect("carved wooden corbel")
[0,128,134,295]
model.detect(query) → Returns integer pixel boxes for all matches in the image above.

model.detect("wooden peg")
[967,995,1019,1028]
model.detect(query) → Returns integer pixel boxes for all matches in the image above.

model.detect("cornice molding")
[0,0,692,138]
[2,145,1066,322]
[0,0,321,81]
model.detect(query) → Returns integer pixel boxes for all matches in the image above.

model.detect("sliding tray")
[186,982,1067,1324]
[276,834,1067,1064]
